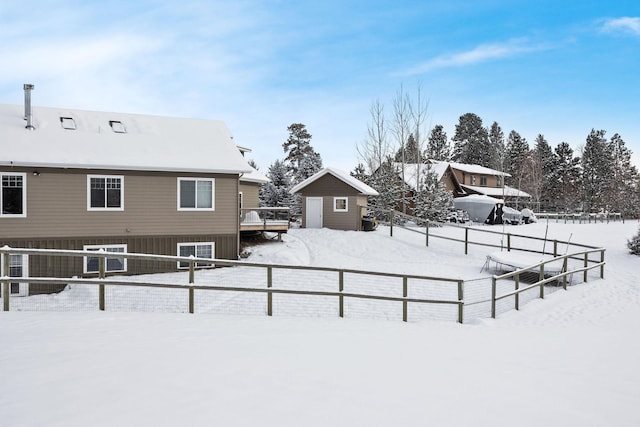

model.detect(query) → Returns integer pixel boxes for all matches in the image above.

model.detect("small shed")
[290,168,378,230]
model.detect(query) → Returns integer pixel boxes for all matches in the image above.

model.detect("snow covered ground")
[1,220,639,426]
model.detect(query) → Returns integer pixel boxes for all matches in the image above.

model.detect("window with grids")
[177,242,215,269]
[178,178,214,210]
[333,197,348,212]
[1,173,26,217]
[83,244,127,273]
[88,175,123,210]
[0,254,28,296]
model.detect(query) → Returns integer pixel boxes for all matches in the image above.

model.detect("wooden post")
[553,240,558,257]
[339,270,344,318]
[390,210,394,237]
[562,258,568,290]
[189,260,195,284]
[402,277,408,322]
[2,253,9,312]
[491,277,497,319]
[464,228,469,255]
[583,253,588,282]
[267,266,273,316]
[539,264,545,299]
[425,221,429,247]
[600,250,605,279]
[507,233,511,252]
[457,280,463,324]
[99,256,105,311]
[189,287,195,313]
[515,274,520,310]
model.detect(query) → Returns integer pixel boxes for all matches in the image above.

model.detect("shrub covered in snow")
[628,226,640,255]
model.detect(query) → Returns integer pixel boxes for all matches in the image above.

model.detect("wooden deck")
[239,207,291,233]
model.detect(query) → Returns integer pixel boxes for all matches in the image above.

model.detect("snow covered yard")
[1,221,640,426]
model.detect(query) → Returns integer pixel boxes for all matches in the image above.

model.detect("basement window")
[60,117,76,130]
[109,120,126,133]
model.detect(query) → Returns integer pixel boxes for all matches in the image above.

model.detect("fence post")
[583,253,589,283]
[339,270,344,318]
[189,287,195,313]
[553,240,558,257]
[464,228,469,255]
[425,221,429,247]
[491,277,497,318]
[402,277,408,322]
[562,258,568,290]
[390,210,394,237]
[600,250,605,279]
[267,266,273,316]
[457,280,464,324]
[189,260,195,284]
[2,253,9,312]
[514,274,520,310]
[539,264,545,299]
[99,255,105,311]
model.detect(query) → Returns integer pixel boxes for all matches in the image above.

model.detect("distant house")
[393,160,531,206]
[290,168,378,231]
[0,85,253,296]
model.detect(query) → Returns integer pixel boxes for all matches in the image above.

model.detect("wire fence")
[1,239,606,323]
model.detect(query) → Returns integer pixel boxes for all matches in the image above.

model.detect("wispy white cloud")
[398,38,549,76]
[601,17,640,36]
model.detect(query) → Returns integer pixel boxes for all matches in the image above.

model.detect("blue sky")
[1,1,639,170]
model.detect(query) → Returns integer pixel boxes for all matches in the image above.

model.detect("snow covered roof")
[0,103,252,174]
[392,162,449,190]
[290,167,379,196]
[435,160,511,177]
[240,166,269,184]
[461,184,531,198]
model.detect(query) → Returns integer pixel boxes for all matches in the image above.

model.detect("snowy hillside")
[1,221,639,426]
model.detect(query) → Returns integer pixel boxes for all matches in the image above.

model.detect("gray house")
[0,86,252,295]
[290,168,378,231]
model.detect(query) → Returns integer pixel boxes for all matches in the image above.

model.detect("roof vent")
[24,84,35,130]
[109,120,126,133]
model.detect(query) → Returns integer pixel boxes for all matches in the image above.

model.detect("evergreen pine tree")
[548,142,581,212]
[531,134,554,210]
[259,160,292,208]
[607,133,639,217]
[426,124,450,161]
[488,121,505,171]
[452,113,490,166]
[504,130,530,191]
[283,123,314,176]
[581,129,611,213]
[412,166,454,222]
[628,226,640,255]
[369,156,403,221]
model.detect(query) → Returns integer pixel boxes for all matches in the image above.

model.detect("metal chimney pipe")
[24,83,35,130]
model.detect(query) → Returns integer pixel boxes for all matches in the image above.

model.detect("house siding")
[239,182,261,208]
[298,175,367,231]
[0,167,241,294]
[2,234,238,295]
[0,167,239,238]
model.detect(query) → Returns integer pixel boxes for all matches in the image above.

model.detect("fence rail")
[0,246,464,322]
[1,235,606,322]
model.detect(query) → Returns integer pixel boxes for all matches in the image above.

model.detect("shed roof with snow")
[291,168,378,196]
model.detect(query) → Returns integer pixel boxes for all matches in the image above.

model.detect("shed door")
[306,197,323,228]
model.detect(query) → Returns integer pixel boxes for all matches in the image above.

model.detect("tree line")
[254,87,640,221]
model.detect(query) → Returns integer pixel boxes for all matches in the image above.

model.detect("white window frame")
[87,175,124,211]
[177,178,215,211]
[83,244,128,274]
[0,254,29,297]
[238,191,244,217]
[177,242,215,269]
[1,172,27,218]
[333,197,348,212]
